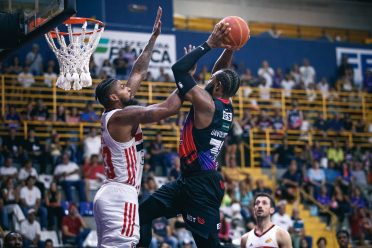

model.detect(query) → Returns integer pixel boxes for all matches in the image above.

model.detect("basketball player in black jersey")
[139,22,242,248]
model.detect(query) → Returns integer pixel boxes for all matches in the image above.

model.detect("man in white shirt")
[20,208,42,248]
[18,160,38,182]
[258,60,274,87]
[17,66,35,88]
[54,153,86,202]
[281,73,295,97]
[0,157,18,180]
[318,77,329,99]
[26,44,43,75]
[83,127,101,160]
[299,58,316,88]
[19,176,47,229]
[272,201,293,231]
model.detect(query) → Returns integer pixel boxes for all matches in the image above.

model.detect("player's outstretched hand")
[184,44,197,76]
[206,22,231,49]
[152,6,162,38]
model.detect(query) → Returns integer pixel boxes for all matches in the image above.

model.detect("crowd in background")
[0,44,371,247]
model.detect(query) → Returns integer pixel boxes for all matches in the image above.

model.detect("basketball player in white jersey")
[241,193,292,248]
[93,7,182,247]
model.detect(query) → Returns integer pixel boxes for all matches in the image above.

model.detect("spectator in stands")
[145,71,155,81]
[299,58,316,88]
[258,77,271,102]
[363,69,372,93]
[54,153,86,202]
[66,107,80,123]
[354,119,366,133]
[252,179,272,196]
[281,73,295,98]
[291,208,307,248]
[336,230,350,248]
[287,101,303,130]
[1,177,25,231]
[5,106,21,129]
[278,160,302,202]
[225,120,242,168]
[337,55,353,80]
[350,186,367,209]
[24,130,46,172]
[142,176,158,200]
[272,201,292,231]
[79,102,98,122]
[274,139,294,168]
[258,60,274,87]
[149,132,167,175]
[2,127,26,162]
[327,113,343,133]
[17,66,35,88]
[342,113,353,131]
[21,102,34,121]
[316,237,327,248]
[307,160,325,197]
[43,66,57,87]
[44,239,54,248]
[20,209,42,248]
[318,77,329,99]
[336,75,353,92]
[3,231,23,248]
[25,44,43,75]
[83,127,101,160]
[46,131,62,165]
[272,67,283,89]
[306,83,317,102]
[18,160,38,184]
[122,45,136,70]
[53,105,66,122]
[240,68,256,87]
[88,55,98,79]
[45,181,64,231]
[316,185,332,229]
[0,157,18,180]
[290,64,301,84]
[82,154,105,201]
[30,99,49,121]
[150,217,177,248]
[19,176,47,229]
[155,67,170,82]
[327,141,344,165]
[62,203,90,248]
[99,59,115,78]
[272,109,284,132]
[168,155,181,182]
[313,113,328,136]
[330,185,351,228]
[257,110,272,131]
[113,48,128,80]
[7,57,23,75]
[351,161,368,187]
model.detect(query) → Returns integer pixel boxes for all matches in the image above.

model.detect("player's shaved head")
[95,78,118,108]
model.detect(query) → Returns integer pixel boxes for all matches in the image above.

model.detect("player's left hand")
[152,6,162,37]
[184,44,197,76]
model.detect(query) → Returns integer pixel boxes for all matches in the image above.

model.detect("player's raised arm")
[112,90,182,125]
[126,6,162,97]
[212,49,234,73]
[171,22,231,128]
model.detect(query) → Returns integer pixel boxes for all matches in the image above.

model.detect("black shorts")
[151,170,225,239]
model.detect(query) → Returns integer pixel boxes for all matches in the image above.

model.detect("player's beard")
[205,82,214,96]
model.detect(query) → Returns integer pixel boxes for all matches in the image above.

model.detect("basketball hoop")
[45,17,105,90]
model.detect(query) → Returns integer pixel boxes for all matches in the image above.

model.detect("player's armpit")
[276,228,293,248]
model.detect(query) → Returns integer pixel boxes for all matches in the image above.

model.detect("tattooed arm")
[126,6,162,98]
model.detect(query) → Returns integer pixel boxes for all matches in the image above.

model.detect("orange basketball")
[219,16,250,49]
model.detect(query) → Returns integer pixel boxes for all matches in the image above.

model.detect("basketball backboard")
[0,0,76,60]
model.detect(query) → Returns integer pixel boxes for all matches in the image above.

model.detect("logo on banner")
[93,30,176,78]
[336,47,372,84]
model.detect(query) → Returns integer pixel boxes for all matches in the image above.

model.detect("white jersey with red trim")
[101,109,144,193]
[245,224,280,248]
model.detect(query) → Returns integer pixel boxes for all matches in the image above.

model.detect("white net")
[45,19,104,90]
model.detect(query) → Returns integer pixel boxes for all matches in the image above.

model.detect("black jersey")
[179,97,233,173]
